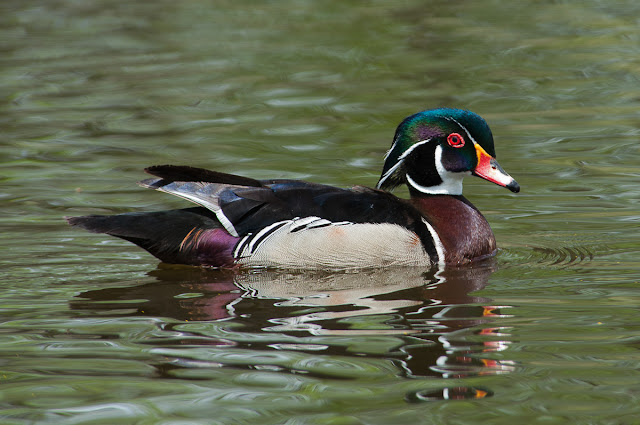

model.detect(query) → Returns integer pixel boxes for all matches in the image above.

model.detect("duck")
[66,108,519,270]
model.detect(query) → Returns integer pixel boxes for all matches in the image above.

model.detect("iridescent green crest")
[376,108,495,191]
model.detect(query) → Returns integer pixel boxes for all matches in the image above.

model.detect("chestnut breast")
[411,195,497,265]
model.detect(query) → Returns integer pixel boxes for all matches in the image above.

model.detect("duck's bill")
[473,144,520,193]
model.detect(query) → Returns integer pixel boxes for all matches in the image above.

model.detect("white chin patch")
[406,145,466,195]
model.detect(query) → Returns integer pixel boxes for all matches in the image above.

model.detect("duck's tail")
[65,207,238,267]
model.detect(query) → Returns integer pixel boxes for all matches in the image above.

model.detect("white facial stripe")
[384,136,399,161]
[406,173,465,195]
[445,117,478,146]
[405,173,433,193]
[398,139,431,160]
[377,139,432,189]
[376,159,402,188]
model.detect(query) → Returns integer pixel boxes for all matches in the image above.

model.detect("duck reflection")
[71,260,515,381]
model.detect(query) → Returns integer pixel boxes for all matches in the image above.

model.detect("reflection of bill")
[71,260,514,386]
[406,386,494,402]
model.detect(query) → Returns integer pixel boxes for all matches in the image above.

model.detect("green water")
[2,0,640,423]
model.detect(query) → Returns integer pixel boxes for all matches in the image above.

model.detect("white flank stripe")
[237,221,433,269]
[307,218,332,228]
[233,234,251,258]
[234,217,359,261]
[247,220,289,253]
[421,218,445,266]
[290,216,320,232]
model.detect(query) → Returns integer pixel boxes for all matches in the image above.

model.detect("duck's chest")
[411,195,497,265]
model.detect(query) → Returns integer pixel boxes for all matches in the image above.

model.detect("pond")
[2,0,640,423]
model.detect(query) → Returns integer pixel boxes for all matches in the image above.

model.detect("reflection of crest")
[71,260,515,399]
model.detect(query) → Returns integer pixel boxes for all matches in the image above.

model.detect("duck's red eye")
[447,133,465,148]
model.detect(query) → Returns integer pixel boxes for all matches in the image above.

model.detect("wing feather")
[137,165,436,260]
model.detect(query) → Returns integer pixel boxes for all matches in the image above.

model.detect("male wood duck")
[67,108,519,270]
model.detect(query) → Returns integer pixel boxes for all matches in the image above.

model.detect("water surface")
[2,1,640,424]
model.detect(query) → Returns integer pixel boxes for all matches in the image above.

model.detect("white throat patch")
[406,145,467,195]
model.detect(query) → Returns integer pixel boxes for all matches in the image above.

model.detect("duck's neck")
[411,194,497,265]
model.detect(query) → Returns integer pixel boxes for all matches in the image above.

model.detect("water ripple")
[530,245,595,266]
[502,244,597,268]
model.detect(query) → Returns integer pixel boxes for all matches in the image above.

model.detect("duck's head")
[376,108,520,196]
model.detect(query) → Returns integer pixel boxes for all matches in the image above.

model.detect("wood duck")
[67,108,519,270]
